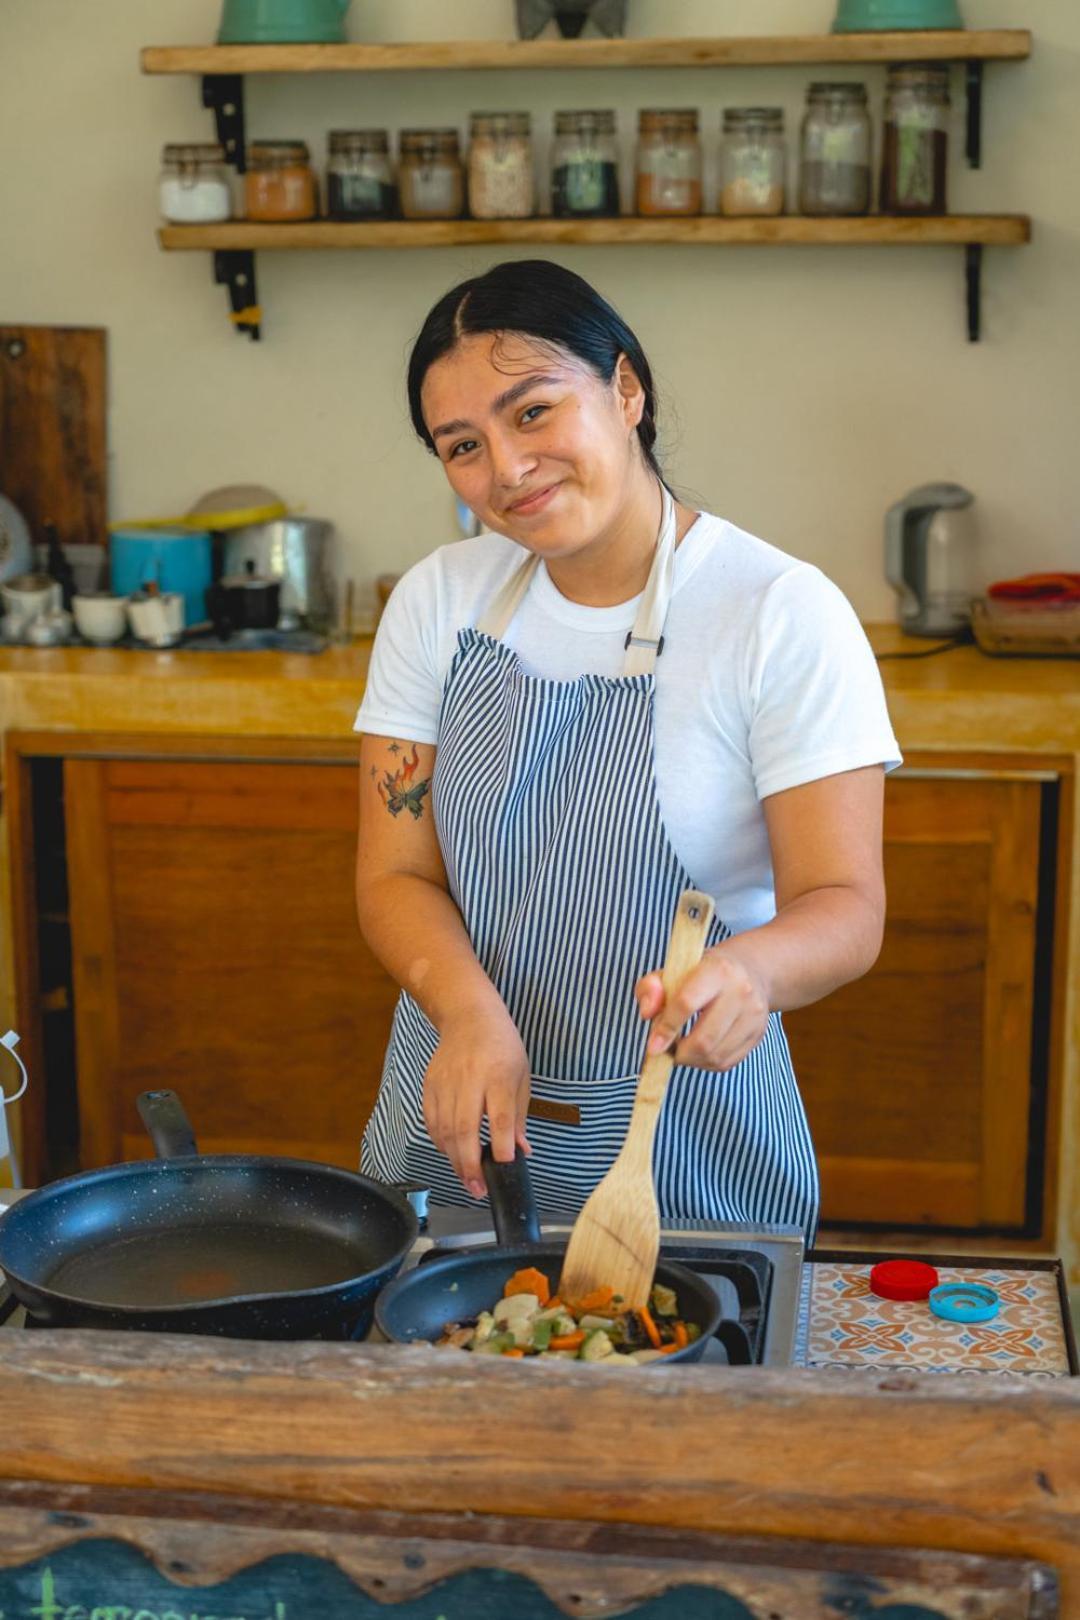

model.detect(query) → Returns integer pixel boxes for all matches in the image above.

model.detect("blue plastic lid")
[928,1282,999,1323]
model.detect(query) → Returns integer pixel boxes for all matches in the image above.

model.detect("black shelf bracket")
[202,73,247,173]
[965,243,983,343]
[214,250,261,340]
[965,60,984,169]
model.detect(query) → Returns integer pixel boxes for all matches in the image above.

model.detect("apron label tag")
[527,1098,581,1126]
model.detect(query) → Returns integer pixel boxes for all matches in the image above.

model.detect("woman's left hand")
[635,943,771,1072]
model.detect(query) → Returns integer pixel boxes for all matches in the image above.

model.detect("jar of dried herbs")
[881,64,950,215]
[799,84,872,216]
[551,110,620,217]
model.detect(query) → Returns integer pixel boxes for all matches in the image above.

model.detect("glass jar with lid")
[551,110,620,218]
[159,143,232,223]
[635,109,702,217]
[881,64,950,215]
[398,129,465,221]
[719,108,786,217]
[326,130,396,220]
[467,113,535,219]
[244,141,318,222]
[798,84,872,216]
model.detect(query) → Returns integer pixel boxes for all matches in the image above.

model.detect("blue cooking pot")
[110,529,213,629]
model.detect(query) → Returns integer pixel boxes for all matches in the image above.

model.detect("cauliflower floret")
[494,1292,540,1325]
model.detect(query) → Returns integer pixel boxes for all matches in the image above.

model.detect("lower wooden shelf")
[159,214,1031,250]
[156,214,1032,343]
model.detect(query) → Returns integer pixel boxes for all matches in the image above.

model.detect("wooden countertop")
[0,627,1077,751]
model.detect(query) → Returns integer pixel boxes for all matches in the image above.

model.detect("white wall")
[2,0,1077,626]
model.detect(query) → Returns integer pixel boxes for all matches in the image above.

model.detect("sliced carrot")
[546,1297,563,1312]
[658,1342,681,1354]
[501,1347,526,1358]
[549,1330,587,1351]
[503,1267,551,1305]
[572,1286,615,1314]
[638,1305,663,1350]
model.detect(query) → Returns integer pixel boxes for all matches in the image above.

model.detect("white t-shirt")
[355,511,902,935]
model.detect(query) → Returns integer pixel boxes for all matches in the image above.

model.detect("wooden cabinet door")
[65,758,399,1169]
[785,771,1047,1233]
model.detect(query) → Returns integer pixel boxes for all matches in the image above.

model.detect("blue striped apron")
[361,489,820,1240]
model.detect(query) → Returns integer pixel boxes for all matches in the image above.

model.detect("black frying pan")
[375,1149,736,1365]
[0,1090,417,1339]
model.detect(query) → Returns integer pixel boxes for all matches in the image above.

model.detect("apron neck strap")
[476,484,678,678]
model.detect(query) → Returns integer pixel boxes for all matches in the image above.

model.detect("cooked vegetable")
[572,1286,616,1314]
[504,1267,552,1305]
[651,1284,678,1318]
[638,1304,663,1350]
[433,1271,699,1364]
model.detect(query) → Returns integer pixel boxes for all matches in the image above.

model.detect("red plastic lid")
[869,1260,940,1301]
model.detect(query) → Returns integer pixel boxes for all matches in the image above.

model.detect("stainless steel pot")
[223,518,336,631]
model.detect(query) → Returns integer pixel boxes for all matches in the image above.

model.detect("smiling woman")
[353,259,901,1236]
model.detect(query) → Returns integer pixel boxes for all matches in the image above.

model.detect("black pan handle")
[137,1090,199,1159]
[481,1145,541,1246]
[713,1319,754,1366]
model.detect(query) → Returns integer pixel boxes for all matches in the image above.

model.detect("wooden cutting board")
[0,325,107,548]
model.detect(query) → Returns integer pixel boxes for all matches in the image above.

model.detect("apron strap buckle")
[624,631,664,657]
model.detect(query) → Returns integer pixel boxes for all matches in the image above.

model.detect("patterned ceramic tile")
[795,1263,1073,1378]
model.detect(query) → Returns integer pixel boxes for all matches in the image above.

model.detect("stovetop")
[0,1192,804,1364]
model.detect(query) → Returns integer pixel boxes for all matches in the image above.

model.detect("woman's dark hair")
[406,259,664,483]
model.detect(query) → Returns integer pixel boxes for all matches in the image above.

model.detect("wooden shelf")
[160,216,1032,251]
[141,31,1032,74]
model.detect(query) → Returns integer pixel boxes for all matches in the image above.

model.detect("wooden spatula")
[558,888,716,1310]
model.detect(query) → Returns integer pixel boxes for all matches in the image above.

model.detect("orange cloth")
[987,573,1080,602]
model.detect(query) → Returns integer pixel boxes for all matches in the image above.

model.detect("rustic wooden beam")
[0,1335,1075,1597]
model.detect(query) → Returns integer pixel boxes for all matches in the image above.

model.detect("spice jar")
[798,84,872,216]
[551,110,620,218]
[244,141,318,222]
[635,109,702,217]
[159,143,232,223]
[719,108,786,217]
[326,130,396,220]
[881,64,950,215]
[467,113,535,219]
[398,129,465,221]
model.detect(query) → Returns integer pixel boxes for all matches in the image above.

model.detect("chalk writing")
[28,1567,288,1620]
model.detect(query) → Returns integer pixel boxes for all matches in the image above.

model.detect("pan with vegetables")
[373,1148,727,1366]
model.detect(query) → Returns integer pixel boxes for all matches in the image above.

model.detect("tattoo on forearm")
[376,741,430,820]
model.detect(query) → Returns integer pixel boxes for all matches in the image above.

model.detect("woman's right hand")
[423,1006,532,1199]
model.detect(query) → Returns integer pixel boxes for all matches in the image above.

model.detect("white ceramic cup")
[73,592,129,645]
[1,574,62,634]
[127,591,184,647]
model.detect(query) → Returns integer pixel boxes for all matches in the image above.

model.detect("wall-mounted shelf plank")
[159,216,1032,251]
[141,31,1032,75]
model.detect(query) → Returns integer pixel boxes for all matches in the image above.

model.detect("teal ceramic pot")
[217,0,350,45]
[833,0,963,30]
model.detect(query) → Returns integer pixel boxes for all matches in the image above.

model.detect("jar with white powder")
[159,143,232,224]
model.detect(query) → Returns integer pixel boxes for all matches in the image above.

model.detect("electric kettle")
[885,483,978,637]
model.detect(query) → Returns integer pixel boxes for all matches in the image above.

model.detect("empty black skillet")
[0,1089,417,1339]
[375,1148,741,1364]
